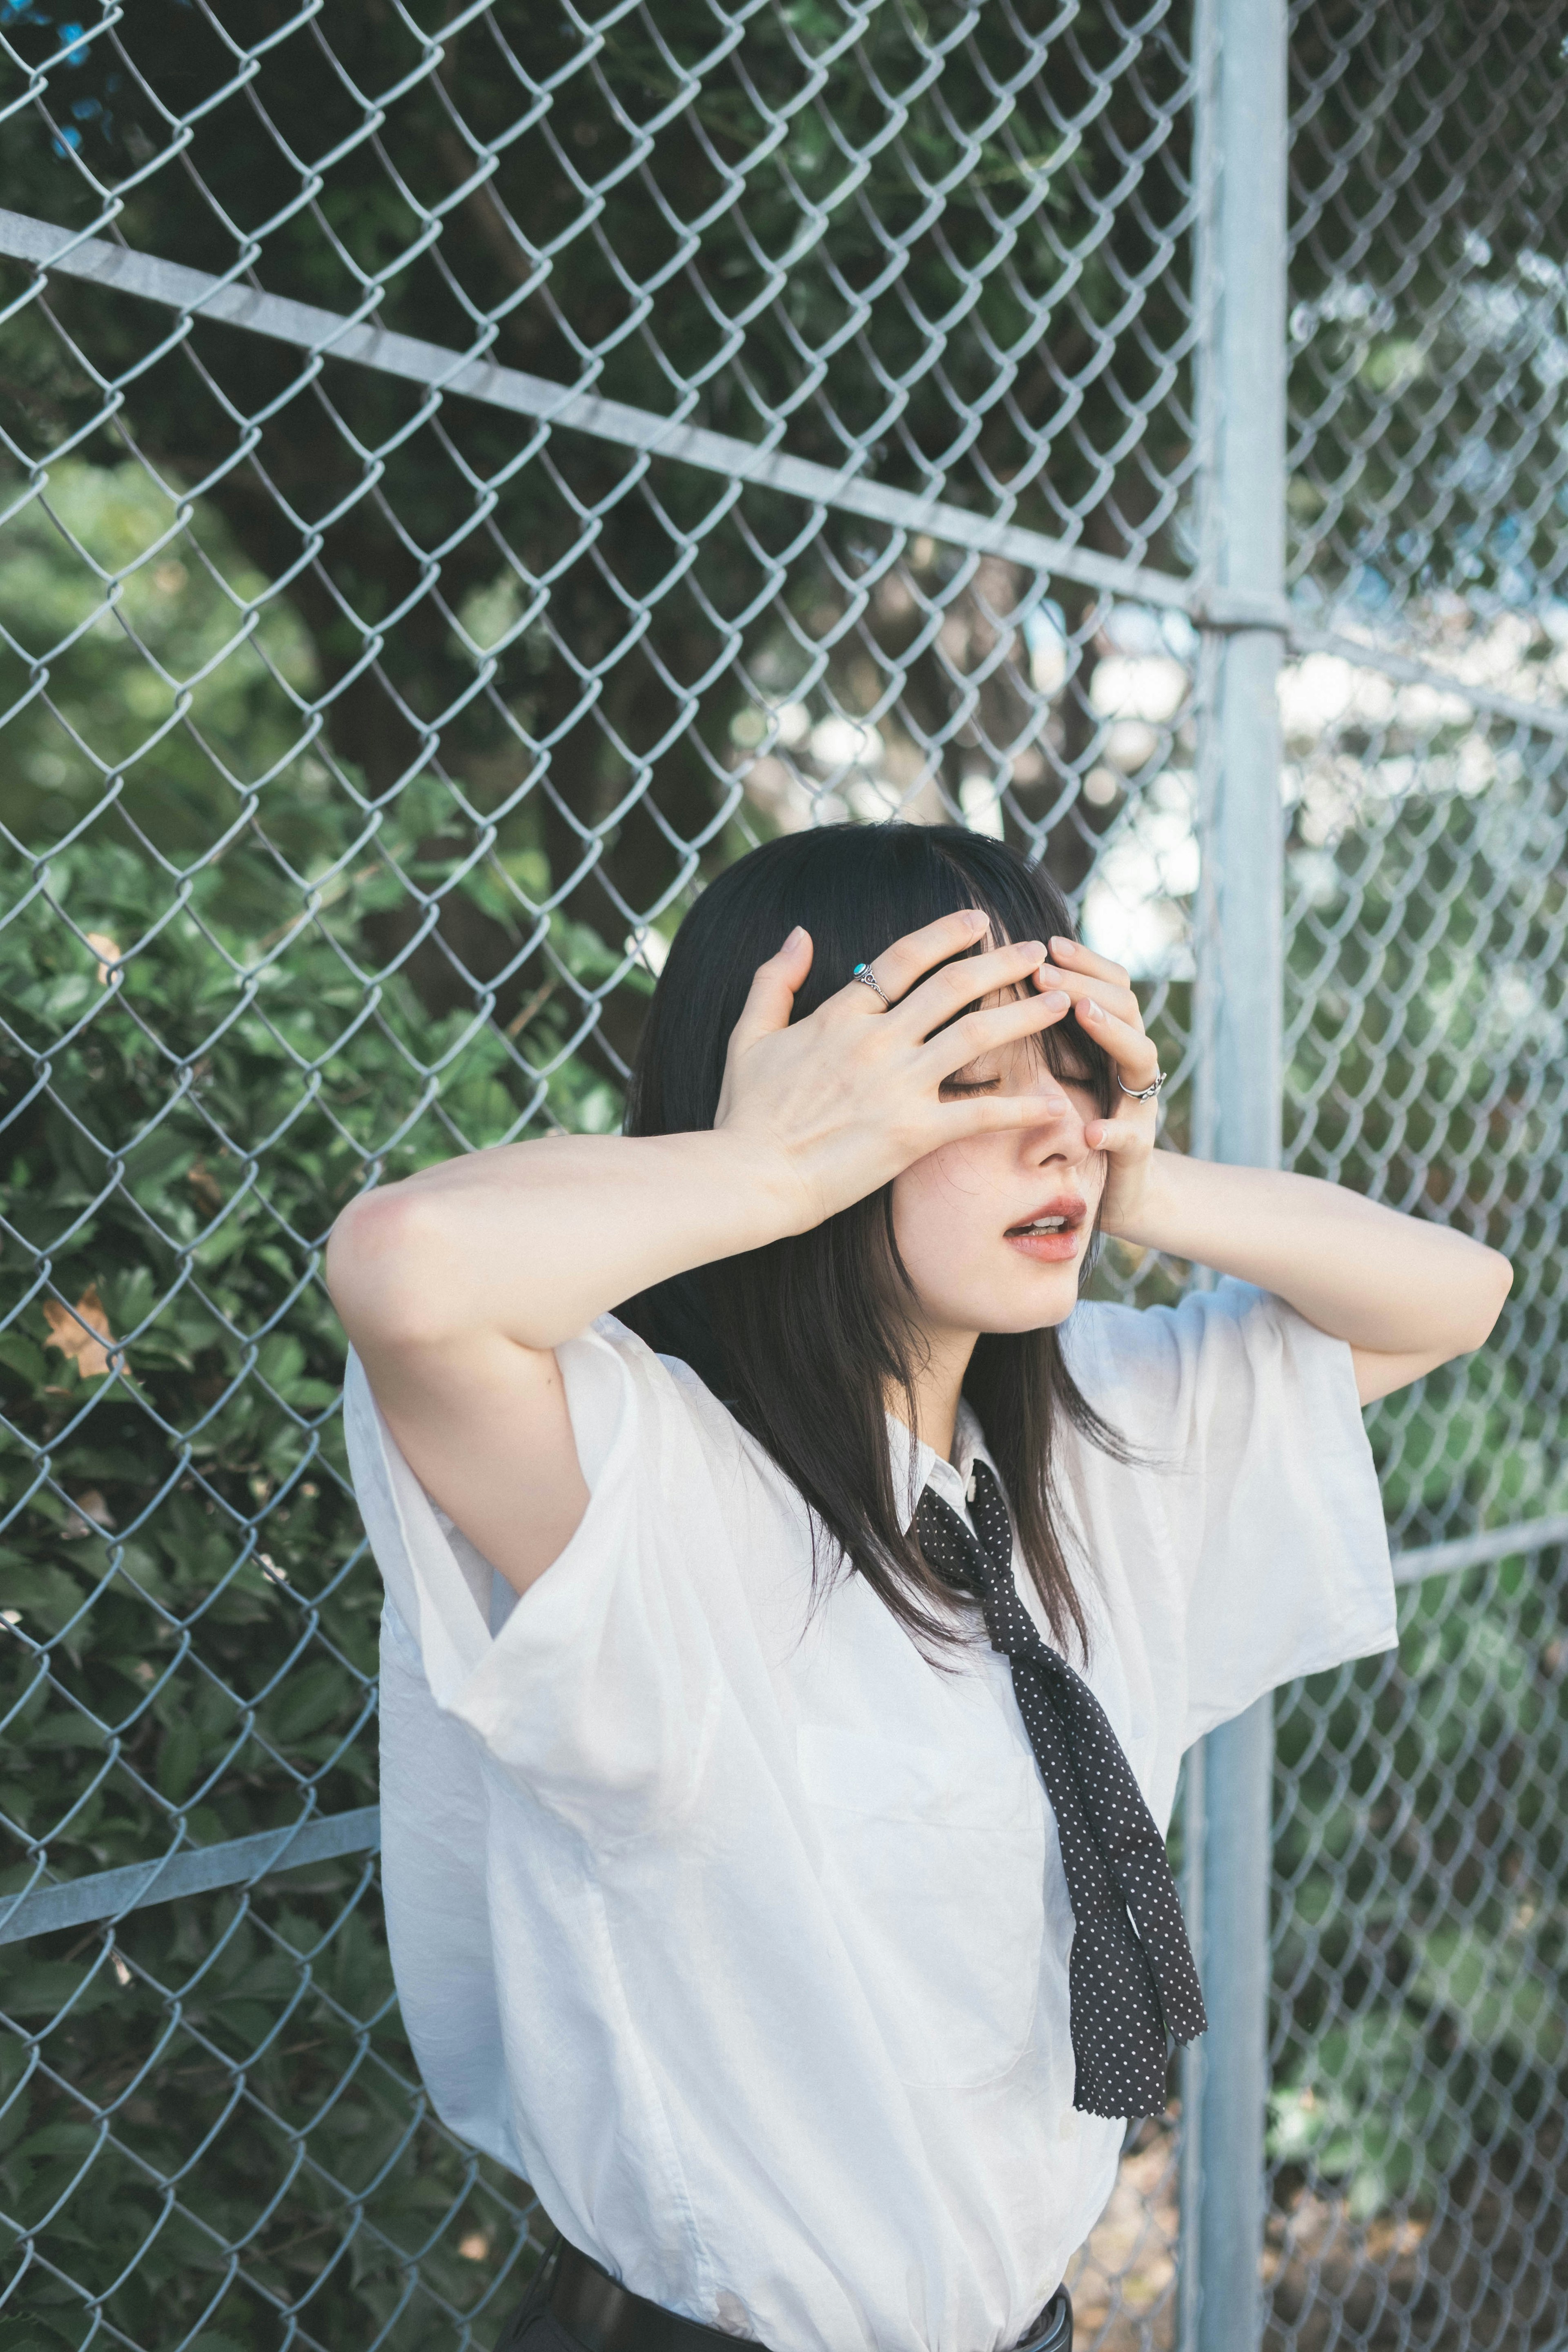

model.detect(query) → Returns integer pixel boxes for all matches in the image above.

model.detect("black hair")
[618,822,1136,1661]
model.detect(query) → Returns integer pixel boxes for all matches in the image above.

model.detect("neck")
[892,1324,979,1465]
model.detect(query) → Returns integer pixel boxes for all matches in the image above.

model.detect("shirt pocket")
[797,1720,1046,2089]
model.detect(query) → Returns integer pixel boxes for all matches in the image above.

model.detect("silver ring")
[853,961,892,1009]
[1118,1067,1167,1102]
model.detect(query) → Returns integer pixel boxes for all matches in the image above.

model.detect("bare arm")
[325,1128,800,1596]
[1112,1152,1512,1404]
[1037,937,1514,1405]
[327,913,1075,1595]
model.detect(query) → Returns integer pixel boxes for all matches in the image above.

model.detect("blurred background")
[0,2,1565,2347]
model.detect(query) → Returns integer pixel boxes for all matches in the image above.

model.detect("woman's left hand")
[1034,946,1512,1410]
[1034,936,1163,1238]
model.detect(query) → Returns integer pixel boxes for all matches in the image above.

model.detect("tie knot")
[914,1457,1010,1599]
[914,1486,984,1596]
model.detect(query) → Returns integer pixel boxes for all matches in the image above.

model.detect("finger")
[728,926,814,1050]
[941,1085,1089,1140]
[1074,995,1160,1089]
[1029,958,1140,1025]
[920,987,1071,1081]
[891,936,1051,1033]
[1029,964,1142,1030]
[1083,1112,1144,1152]
[1046,935,1131,992]
[850,906,990,1007]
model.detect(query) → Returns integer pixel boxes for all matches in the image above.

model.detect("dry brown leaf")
[83,931,122,986]
[503,976,557,1039]
[188,1158,225,1212]
[64,1488,116,1538]
[42,1285,116,1379]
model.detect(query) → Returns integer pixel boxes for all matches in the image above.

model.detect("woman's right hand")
[714,909,1074,1231]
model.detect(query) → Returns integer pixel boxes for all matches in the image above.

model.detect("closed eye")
[940,1047,1100,1102]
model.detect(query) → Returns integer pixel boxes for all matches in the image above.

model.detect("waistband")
[507,2236,1072,2352]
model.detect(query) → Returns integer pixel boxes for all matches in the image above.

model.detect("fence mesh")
[0,2,1563,2348]
[1264,4,1568,2343]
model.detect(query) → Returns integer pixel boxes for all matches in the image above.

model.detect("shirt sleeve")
[1069,1278,1398,1746]
[342,1317,743,1840]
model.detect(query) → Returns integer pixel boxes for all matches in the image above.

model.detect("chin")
[985,1293,1080,1335]
[923,1263,1083,1337]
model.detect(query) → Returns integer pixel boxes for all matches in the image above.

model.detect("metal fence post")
[1187,1,1288,2349]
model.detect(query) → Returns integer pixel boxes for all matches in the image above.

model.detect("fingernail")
[961,909,988,931]
[1051,936,1076,955]
[1042,989,1070,1008]
[1084,998,1103,1018]
[784,925,804,948]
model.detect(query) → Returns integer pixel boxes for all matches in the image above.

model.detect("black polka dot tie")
[916,1458,1207,2119]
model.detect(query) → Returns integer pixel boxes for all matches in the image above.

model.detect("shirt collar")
[885,1397,993,1535]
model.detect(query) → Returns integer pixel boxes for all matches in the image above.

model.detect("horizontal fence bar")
[2,1509,1558,1943]
[5,208,1564,742]
[1390,1512,1568,1587]
[0,1804,382,1947]
[0,207,1221,624]
[1287,622,1568,744]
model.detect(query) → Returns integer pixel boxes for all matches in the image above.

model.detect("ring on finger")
[1117,1067,1166,1102]
[852,960,892,1010]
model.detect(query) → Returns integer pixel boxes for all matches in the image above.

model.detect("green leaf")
[155,1716,206,1804]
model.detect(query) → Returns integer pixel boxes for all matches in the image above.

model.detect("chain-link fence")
[1265,7,1568,2341]
[0,2,1563,2348]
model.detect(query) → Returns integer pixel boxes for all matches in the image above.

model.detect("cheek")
[891,1137,1006,1263]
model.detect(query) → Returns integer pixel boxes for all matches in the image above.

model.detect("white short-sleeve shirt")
[344,1279,1395,2352]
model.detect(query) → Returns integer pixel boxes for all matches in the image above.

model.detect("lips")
[1003,1195,1087,1263]
[1004,1196,1087,1238]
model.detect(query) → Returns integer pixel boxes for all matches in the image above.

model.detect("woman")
[328,823,1510,2352]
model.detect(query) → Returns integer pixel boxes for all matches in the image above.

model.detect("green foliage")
[1268,1926,1566,2224]
[1286,743,1568,1541]
[0,1878,541,2347]
[0,457,317,855]
[1268,1556,1568,2221]
[0,0,1192,919]
[0,460,632,2340]
[2,0,1567,2329]
[0,833,598,2334]
[1267,731,1568,2225]
[1288,3,1568,611]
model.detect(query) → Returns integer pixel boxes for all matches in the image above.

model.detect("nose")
[1021,1086,1093,1162]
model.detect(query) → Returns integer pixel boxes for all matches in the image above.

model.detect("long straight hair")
[618,823,1136,1661]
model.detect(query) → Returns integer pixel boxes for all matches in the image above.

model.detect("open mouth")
[1005,1200,1086,1238]
[1004,1198,1087,1258]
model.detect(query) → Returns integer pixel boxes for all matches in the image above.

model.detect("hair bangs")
[910,840,1120,1118]
[617,823,1138,1664]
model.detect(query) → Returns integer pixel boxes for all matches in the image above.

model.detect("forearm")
[1113,1151,1512,1358]
[326,1129,801,1355]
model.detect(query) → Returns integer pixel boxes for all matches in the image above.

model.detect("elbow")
[1458,1243,1514,1356]
[325,1187,462,1354]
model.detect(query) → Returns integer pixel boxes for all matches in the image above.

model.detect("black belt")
[501,2236,1072,2352]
